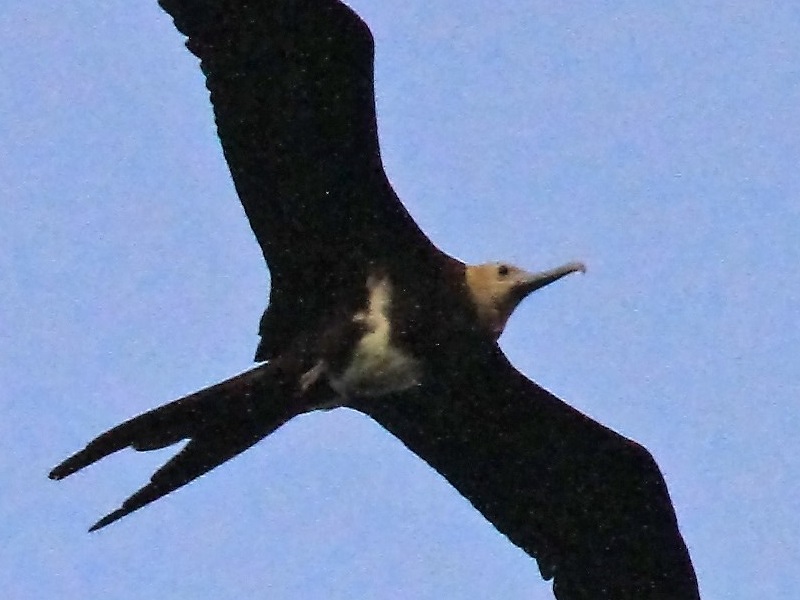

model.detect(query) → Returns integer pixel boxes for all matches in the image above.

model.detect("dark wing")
[50,363,309,531]
[352,348,699,599]
[158,0,444,358]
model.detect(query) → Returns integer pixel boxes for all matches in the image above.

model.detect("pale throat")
[464,266,518,339]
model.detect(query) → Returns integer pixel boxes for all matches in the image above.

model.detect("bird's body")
[50,1,700,597]
[326,275,423,398]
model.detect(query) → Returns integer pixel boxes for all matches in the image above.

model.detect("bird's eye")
[498,265,509,277]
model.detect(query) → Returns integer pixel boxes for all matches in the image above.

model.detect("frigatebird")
[50,1,700,598]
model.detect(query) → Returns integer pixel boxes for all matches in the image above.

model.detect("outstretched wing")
[353,348,700,599]
[158,0,444,358]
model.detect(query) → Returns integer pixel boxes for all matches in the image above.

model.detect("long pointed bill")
[516,261,586,297]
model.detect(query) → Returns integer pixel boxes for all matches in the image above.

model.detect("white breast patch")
[329,276,421,398]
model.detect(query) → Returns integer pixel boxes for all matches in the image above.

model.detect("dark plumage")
[50,2,699,598]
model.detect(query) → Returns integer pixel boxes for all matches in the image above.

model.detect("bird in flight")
[50,1,699,598]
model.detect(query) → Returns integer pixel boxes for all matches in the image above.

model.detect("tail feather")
[87,423,271,532]
[50,360,318,531]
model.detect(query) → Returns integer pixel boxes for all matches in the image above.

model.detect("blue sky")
[2,1,799,598]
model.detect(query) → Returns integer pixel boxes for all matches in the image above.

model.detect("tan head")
[465,260,586,339]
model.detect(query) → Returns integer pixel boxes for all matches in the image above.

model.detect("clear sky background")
[2,1,798,598]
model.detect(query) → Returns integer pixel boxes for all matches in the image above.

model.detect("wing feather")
[352,348,699,599]
[157,0,443,357]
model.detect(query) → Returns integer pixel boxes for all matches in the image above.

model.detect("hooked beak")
[515,261,586,298]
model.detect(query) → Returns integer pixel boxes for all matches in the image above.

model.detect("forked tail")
[50,360,320,531]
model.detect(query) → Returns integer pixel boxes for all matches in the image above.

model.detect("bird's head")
[465,260,585,339]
